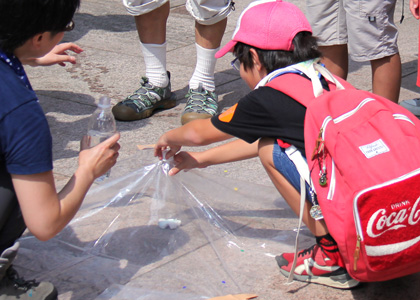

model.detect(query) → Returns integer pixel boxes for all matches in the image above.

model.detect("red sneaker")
[276,244,360,289]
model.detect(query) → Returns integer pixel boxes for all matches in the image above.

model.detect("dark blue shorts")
[272,142,313,201]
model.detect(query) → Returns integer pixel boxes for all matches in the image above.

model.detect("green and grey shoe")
[112,71,176,121]
[0,243,57,300]
[0,267,57,300]
[181,85,218,125]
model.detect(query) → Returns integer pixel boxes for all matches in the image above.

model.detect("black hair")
[0,0,80,54]
[233,31,322,74]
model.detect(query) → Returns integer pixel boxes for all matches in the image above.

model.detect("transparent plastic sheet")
[17,149,314,299]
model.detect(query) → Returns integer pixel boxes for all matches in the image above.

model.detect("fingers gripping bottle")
[87,96,117,181]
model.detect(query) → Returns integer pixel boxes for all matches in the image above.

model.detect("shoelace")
[185,90,217,113]
[297,244,316,257]
[127,77,163,108]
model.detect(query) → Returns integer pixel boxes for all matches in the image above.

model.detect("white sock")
[189,43,219,92]
[141,42,169,87]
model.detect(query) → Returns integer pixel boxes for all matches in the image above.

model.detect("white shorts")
[306,0,399,62]
[123,0,233,25]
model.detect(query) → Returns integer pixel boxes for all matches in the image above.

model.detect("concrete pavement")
[14,0,420,299]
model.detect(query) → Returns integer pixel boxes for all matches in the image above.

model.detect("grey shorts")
[123,0,233,25]
[306,0,399,61]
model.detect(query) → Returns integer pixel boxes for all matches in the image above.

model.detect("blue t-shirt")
[0,58,53,175]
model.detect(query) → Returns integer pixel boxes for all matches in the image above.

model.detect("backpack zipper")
[320,117,335,200]
[327,159,336,200]
[354,235,361,271]
[393,113,415,125]
[332,98,375,123]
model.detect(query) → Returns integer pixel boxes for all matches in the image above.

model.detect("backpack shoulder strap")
[265,73,355,108]
[266,73,315,107]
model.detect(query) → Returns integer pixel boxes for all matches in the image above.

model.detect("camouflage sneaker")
[181,85,218,125]
[0,267,57,300]
[112,71,176,121]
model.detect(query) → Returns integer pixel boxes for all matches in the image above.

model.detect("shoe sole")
[112,94,177,121]
[181,112,213,125]
[279,268,360,289]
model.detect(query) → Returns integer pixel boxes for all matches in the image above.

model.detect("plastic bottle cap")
[98,96,111,108]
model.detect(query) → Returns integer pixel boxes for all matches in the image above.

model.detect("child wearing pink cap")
[154,0,359,289]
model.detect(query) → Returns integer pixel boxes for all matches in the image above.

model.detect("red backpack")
[266,61,420,282]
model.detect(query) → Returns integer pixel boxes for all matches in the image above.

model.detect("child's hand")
[23,43,83,67]
[168,151,203,176]
[154,134,181,160]
[78,133,120,180]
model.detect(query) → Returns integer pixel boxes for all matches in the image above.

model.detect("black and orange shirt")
[211,86,306,154]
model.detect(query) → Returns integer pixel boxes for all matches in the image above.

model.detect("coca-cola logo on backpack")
[357,171,420,273]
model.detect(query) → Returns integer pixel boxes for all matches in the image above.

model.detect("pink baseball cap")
[215,0,312,58]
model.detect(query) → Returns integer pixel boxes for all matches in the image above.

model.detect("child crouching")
[154,0,359,289]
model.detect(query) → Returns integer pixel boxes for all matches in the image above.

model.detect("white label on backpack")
[359,139,390,159]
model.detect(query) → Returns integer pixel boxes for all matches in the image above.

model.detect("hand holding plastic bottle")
[79,133,120,180]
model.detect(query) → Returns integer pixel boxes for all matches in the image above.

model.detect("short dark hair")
[0,0,80,53]
[233,32,322,74]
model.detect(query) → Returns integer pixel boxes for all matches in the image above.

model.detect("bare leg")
[195,18,227,49]
[190,19,227,90]
[112,3,172,122]
[258,138,329,236]
[371,53,401,103]
[134,2,169,44]
[319,44,349,80]
[133,2,169,87]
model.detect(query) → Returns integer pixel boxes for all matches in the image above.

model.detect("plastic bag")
[17,149,314,299]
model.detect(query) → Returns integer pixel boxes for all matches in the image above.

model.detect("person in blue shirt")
[0,0,120,299]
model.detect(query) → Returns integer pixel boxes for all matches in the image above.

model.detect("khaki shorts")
[306,0,399,62]
[123,0,233,25]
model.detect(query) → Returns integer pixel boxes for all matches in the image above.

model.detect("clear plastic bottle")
[87,96,117,181]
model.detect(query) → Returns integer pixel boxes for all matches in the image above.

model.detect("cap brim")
[215,40,237,58]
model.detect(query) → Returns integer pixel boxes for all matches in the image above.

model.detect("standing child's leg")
[181,18,227,125]
[112,2,176,121]
[258,138,359,289]
[371,53,401,103]
[319,44,349,80]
